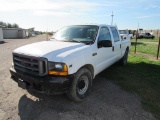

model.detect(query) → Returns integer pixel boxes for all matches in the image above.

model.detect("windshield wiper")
[51,38,94,45]
[66,39,82,43]
[83,40,94,45]
[49,38,78,42]
[68,39,95,45]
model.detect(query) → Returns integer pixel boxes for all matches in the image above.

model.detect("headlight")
[48,62,68,76]
[55,63,63,71]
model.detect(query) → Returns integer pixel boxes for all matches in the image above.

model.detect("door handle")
[92,53,97,56]
[112,46,114,51]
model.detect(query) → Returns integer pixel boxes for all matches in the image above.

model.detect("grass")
[131,38,160,57]
[135,37,159,42]
[100,52,160,119]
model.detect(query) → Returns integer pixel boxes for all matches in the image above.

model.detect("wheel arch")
[126,46,129,51]
[77,64,94,79]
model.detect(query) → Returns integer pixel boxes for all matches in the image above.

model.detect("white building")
[3,28,26,39]
[0,25,3,41]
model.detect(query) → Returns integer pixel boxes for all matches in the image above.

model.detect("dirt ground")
[0,35,156,120]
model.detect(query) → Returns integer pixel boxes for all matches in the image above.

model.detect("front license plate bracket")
[18,80,27,89]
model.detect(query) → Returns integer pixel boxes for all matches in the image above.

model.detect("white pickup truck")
[10,24,130,102]
[119,29,133,40]
[138,32,155,39]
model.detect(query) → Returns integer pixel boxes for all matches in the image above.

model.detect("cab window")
[110,27,120,42]
[98,27,111,41]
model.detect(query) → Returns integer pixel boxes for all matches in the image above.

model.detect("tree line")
[0,21,19,28]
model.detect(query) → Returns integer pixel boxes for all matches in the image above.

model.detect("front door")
[94,26,114,75]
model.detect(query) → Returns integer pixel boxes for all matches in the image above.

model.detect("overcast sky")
[0,0,160,31]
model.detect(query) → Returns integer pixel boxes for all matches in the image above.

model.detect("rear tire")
[67,68,92,102]
[120,49,129,66]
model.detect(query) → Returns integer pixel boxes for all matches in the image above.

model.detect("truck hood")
[13,41,87,61]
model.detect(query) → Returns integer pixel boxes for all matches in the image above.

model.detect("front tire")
[67,68,92,102]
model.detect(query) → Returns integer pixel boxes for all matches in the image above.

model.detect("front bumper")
[10,67,74,95]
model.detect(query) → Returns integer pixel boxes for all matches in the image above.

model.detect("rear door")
[110,27,122,60]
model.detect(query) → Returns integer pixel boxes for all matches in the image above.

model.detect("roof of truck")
[68,24,117,27]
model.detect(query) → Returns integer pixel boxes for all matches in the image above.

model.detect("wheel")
[120,49,129,66]
[67,68,92,102]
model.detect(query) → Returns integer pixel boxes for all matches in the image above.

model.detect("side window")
[110,27,120,42]
[98,27,111,41]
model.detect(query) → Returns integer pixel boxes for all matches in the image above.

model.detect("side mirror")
[98,40,112,48]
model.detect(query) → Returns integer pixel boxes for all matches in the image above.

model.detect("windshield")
[51,25,99,44]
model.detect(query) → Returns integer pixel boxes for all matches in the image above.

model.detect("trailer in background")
[3,28,26,39]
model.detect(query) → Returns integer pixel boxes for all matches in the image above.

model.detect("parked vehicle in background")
[119,29,133,40]
[138,33,155,39]
[10,24,130,102]
[31,33,36,37]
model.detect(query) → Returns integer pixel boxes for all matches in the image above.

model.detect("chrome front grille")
[13,54,47,76]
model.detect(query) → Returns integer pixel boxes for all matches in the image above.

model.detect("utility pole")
[111,11,114,25]
[156,37,160,59]
[46,17,48,41]
[138,22,139,34]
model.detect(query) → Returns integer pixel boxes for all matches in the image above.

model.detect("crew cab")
[10,24,130,102]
